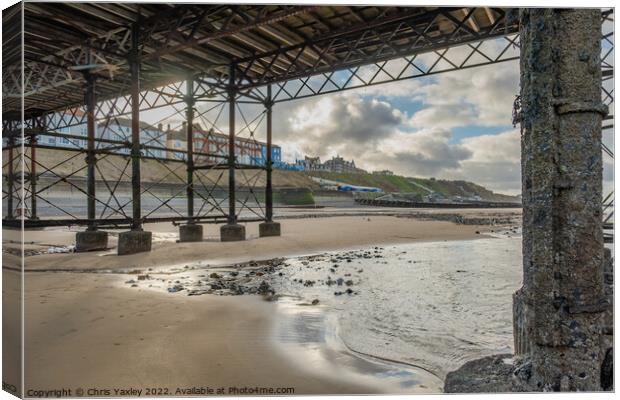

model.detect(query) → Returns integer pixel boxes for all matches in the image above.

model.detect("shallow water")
[271,300,444,393]
[269,236,523,379]
[126,234,523,384]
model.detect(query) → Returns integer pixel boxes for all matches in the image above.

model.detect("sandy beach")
[18,271,405,395]
[3,209,521,396]
[6,211,520,272]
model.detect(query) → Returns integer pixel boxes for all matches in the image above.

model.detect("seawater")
[270,237,523,379]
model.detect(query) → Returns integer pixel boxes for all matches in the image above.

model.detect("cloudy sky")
[164,26,612,197]
[262,16,614,197]
[270,60,525,194]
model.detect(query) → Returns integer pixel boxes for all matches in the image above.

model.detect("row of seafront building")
[297,155,368,173]
[35,110,394,175]
[37,111,281,167]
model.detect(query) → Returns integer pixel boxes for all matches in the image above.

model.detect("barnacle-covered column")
[515,8,608,391]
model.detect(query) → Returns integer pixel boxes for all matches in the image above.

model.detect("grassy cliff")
[307,171,519,203]
[27,148,517,202]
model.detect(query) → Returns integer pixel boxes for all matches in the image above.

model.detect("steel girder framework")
[1,5,612,232]
[4,5,521,118]
[3,75,272,229]
[267,32,520,103]
[601,9,614,242]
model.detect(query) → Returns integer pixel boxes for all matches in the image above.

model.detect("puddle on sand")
[270,297,444,393]
[267,238,523,379]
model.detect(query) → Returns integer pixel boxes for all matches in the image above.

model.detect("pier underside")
[1,3,614,391]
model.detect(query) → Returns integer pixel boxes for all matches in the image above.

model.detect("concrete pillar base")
[259,221,281,237]
[118,230,152,255]
[75,230,108,252]
[179,224,203,242]
[220,223,245,242]
[512,288,530,356]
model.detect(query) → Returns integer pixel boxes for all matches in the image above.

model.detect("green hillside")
[307,171,519,203]
[23,148,518,202]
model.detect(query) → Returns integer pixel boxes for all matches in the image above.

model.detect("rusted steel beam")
[2,215,266,229]
[129,22,142,230]
[142,6,319,61]
[85,73,97,230]
[265,84,273,222]
[29,123,39,220]
[185,77,195,221]
[11,5,525,118]
[227,64,236,224]
[233,7,518,88]
[6,135,15,220]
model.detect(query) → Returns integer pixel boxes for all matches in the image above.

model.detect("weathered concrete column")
[179,76,203,242]
[118,22,152,255]
[514,8,608,391]
[259,84,281,238]
[600,247,614,390]
[220,64,245,242]
[76,73,108,252]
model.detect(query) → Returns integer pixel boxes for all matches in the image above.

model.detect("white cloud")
[276,94,405,159]
[454,129,522,194]
[409,104,477,129]
[371,128,472,176]
[461,129,521,163]
[268,58,611,196]
[409,61,520,128]
[272,87,524,194]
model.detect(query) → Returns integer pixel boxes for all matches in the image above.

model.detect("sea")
[128,232,524,390]
[269,235,523,380]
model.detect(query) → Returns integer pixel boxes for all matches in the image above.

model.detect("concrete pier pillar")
[259,221,280,237]
[75,230,108,252]
[118,230,152,255]
[179,224,203,242]
[515,8,608,391]
[220,223,245,242]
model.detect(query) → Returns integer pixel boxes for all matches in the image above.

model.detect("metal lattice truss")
[601,9,614,237]
[3,76,270,228]
[268,32,520,102]
[4,4,520,118]
[230,7,519,89]
[2,5,612,230]
[602,9,614,109]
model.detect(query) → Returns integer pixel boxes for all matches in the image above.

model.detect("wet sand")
[3,210,519,395]
[9,213,506,272]
[16,271,405,395]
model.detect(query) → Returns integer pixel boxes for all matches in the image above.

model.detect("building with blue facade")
[35,112,289,169]
[259,143,281,166]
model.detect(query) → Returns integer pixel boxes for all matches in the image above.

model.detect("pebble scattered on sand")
[122,248,389,302]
